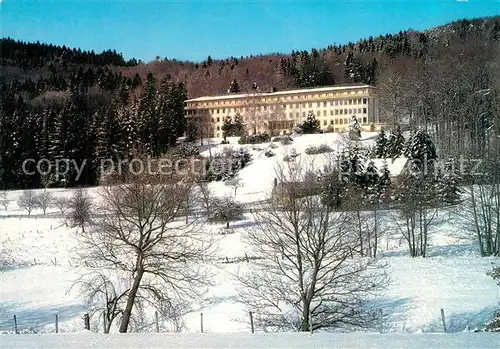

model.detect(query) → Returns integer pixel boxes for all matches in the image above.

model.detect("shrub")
[204,148,252,181]
[174,143,200,157]
[269,143,278,149]
[281,137,293,145]
[238,133,271,145]
[304,144,334,155]
[221,140,230,145]
[264,150,275,158]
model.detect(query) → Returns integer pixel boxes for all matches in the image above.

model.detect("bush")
[221,140,230,145]
[174,143,200,157]
[304,144,334,155]
[264,150,275,158]
[272,137,282,142]
[281,137,293,145]
[204,148,252,181]
[269,143,278,149]
[238,133,271,144]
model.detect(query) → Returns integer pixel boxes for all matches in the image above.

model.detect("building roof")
[185,84,374,103]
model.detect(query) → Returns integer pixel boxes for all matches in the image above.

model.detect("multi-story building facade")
[184,84,382,138]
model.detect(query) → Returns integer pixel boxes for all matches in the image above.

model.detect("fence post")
[55,314,59,333]
[155,311,159,333]
[13,315,18,334]
[84,313,90,330]
[249,311,254,334]
[200,313,204,333]
[440,308,447,332]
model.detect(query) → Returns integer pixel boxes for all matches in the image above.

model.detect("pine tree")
[386,127,405,158]
[228,79,240,93]
[348,115,362,140]
[297,111,320,134]
[375,129,388,158]
[221,116,233,142]
[404,130,437,173]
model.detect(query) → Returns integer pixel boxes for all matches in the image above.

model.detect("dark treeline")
[1,16,499,189]
[0,66,186,189]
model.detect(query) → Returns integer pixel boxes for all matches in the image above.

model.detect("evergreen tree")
[375,129,388,158]
[404,130,437,173]
[386,127,405,158]
[221,116,233,142]
[297,111,320,134]
[348,115,362,140]
[228,79,240,93]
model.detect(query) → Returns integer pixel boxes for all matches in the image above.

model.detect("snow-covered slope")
[0,132,499,337]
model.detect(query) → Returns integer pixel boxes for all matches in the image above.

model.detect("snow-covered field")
[2,332,499,349]
[1,133,499,347]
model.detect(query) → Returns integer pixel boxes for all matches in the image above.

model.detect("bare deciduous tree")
[209,195,244,229]
[54,197,69,215]
[17,190,37,217]
[35,191,54,215]
[73,174,216,333]
[67,188,93,232]
[460,153,500,256]
[72,271,129,333]
[225,176,243,196]
[236,163,388,332]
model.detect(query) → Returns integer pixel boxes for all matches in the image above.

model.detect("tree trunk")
[119,262,144,333]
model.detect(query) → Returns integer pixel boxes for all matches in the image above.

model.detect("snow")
[1,131,499,340]
[1,332,499,349]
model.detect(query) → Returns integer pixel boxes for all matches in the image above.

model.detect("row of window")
[210,108,367,123]
[203,98,368,115]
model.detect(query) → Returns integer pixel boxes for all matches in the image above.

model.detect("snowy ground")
[2,332,499,349]
[1,132,499,341]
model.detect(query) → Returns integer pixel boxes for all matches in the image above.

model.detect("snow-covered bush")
[174,142,200,157]
[238,133,271,144]
[305,144,333,155]
[265,150,275,157]
[204,148,252,181]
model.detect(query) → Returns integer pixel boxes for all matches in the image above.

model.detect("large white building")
[184,84,382,137]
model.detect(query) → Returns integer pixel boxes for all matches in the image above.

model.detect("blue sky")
[1,0,499,62]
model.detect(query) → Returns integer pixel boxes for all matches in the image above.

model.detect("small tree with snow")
[67,188,93,232]
[54,197,69,215]
[375,129,388,158]
[209,196,244,229]
[35,191,54,215]
[386,127,405,158]
[17,190,37,217]
[297,111,320,134]
[225,176,243,196]
[348,116,362,140]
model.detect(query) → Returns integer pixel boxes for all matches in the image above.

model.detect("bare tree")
[209,195,244,229]
[236,163,388,332]
[67,188,93,232]
[392,174,439,258]
[0,191,8,211]
[196,181,213,218]
[35,191,54,215]
[72,271,129,333]
[73,174,216,333]
[54,197,69,215]
[17,190,37,217]
[225,176,243,196]
[459,153,500,256]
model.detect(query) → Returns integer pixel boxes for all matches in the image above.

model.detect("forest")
[0,16,499,189]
